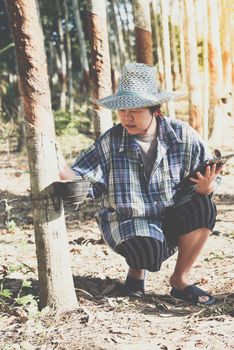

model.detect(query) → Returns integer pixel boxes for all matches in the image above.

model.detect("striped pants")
[116,194,217,272]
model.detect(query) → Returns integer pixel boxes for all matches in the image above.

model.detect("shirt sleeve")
[71,142,108,199]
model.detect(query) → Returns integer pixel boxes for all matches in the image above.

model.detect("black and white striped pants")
[116,194,217,272]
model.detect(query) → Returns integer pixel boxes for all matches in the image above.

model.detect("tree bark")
[183,0,203,134]
[207,0,225,147]
[151,1,165,86]
[6,0,78,311]
[55,0,67,111]
[87,0,113,138]
[64,0,74,114]
[132,0,153,65]
[220,0,232,97]
[161,0,175,118]
[72,0,90,92]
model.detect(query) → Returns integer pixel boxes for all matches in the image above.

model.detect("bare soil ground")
[0,124,234,350]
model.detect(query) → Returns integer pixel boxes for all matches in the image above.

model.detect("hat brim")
[96,90,184,110]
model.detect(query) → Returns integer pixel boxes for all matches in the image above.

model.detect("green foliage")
[54,103,93,136]
[0,289,12,299]
[0,264,38,313]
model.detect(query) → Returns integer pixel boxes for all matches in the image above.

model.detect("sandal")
[170,284,216,305]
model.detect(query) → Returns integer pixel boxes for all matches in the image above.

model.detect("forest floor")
[0,119,234,350]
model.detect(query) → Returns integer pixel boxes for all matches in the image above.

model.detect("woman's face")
[118,108,154,135]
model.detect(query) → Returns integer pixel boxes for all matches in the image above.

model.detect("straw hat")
[96,63,183,110]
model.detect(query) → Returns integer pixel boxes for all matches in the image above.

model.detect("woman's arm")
[57,147,76,181]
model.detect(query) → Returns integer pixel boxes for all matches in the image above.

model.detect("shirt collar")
[119,117,182,152]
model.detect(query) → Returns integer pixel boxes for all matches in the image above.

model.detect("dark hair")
[148,105,161,115]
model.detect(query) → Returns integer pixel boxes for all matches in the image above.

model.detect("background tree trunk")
[151,1,164,86]
[6,0,78,311]
[183,0,203,134]
[55,0,67,111]
[179,0,186,88]
[64,0,74,114]
[220,0,232,97]
[87,0,113,138]
[72,0,90,93]
[202,0,209,143]
[132,0,153,64]
[207,0,225,147]
[161,0,175,118]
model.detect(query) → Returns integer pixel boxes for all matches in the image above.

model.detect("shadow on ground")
[1,276,233,318]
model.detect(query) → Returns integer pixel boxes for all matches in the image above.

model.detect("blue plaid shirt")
[72,117,211,251]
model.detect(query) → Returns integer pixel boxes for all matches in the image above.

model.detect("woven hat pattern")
[96,63,182,110]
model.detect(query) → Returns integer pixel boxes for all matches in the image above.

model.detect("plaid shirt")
[72,117,211,251]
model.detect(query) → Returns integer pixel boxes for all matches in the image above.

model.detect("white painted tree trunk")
[132,0,153,64]
[6,0,78,311]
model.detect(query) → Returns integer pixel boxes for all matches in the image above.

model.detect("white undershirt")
[135,127,158,179]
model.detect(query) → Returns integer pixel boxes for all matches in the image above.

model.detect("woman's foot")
[169,273,210,303]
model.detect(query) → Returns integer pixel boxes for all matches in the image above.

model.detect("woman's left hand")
[190,163,223,195]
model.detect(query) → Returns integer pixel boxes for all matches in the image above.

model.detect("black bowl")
[54,178,90,205]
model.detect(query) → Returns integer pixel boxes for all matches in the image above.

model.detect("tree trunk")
[132,0,153,64]
[161,0,175,118]
[111,0,127,66]
[72,0,90,93]
[202,0,209,143]
[151,1,165,86]
[179,0,186,87]
[109,0,125,68]
[220,0,232,97]
[55,0,67,111]
[87,0,113,138]
[207,0,225,147]
[170,21,180,90]
[6,0,78,311]
[64,0,74,114]
[183,0,203,134]
[121,0,133,61]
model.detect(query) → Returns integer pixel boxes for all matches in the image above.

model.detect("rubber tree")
[160,0,175,118]
[72,0,90,92]
[87,0,113,138]
[207,0,225,147]
[132,0,153,64]
[6,0,78,311]
[183,0,203,134]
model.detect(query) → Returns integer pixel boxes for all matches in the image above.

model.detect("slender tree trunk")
[207,0,224,146]
[161,0,175,118]
[132,0,153,65]
[72,0,90,92]
[115,0,131,60]
[183,0,203,134]
[179,0,186,87]
[64,0,73,114]
[6,0,78,311]
[87,0,113,138]
[111,0,127,66]
[16,79,26,152]
[220,0,232,97]
[151,1,164,86]
[171,22,180,90]
[55,0,67,111]
[109,0,125,67]
[202,0,209,143]
[121,0,133,60]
